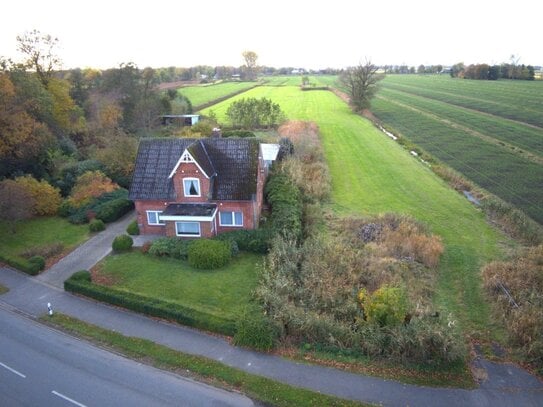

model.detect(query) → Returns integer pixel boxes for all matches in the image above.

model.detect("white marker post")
[47,302,53,316]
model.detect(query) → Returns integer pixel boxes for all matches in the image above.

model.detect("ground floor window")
[219,211,243,227]
[147,210,164,225]
[176,221,200,236]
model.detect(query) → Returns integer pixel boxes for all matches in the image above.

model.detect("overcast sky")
[1,0,541,70]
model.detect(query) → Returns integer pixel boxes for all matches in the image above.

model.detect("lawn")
[203,86,507,339]
[177,82,257,109]
[95,251,262,320]
[0,217,89,265]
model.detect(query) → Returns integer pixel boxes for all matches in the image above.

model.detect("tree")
[242,51,258,80]
[0,180,35,233]
[68,170,119,208]
[16,29,61,87]
[340,59,383,111]
[14,175,62,216]
[226,97,285,129]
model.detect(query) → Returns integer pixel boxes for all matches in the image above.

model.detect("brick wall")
[215,201,255,234]
[171,162,211,202]
[134,200,169,235]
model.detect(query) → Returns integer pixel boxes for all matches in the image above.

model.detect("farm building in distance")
[160,114,200,126]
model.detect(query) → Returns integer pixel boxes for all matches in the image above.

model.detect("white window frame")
[146,210,165,226]
[183,178,201,197]
[175,221,201,237]
[219,211,243,227]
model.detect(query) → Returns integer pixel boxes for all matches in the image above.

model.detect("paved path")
[36,213,136,288]
[1,266,542,407]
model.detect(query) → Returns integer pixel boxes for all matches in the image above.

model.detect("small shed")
[160,114,200,126]
[260,143,280,174]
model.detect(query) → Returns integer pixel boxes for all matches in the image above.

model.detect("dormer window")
[183,178,201,197]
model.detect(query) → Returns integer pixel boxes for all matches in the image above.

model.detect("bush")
[89,219,105,232]
[222,130,256,138]
[68,170,119,208]
[14,175,62,216]
[233,308,277,351]
[70,270,92,283]
[95,198,134,223]
[188,239,231,269]
[64,275,236,336]
[140,241,152,254]
[361,286,409,326]
[28,255,46,272]
[126,220,139,235]
[112,235,133,252]
[265,172,303,241]
[149,237,177,257]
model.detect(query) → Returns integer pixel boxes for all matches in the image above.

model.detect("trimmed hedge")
[265,172,303,241]
[214,229,271,254]
[149,237,193,259]
[28,256,46,272]
[188,239,231,269]
[64,275,236,336]
[95,198,134,223]
[0,253,40,275]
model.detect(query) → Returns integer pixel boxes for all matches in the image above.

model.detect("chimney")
[212,127,222,138]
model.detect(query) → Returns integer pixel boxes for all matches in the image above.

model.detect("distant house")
[160,114,200,126]
[129,138,278,238]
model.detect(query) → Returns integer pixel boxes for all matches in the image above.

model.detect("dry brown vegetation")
[482,245,543,373]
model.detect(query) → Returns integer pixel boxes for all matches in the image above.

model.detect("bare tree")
[340,59,383,111]
[16,29,61,87]
[242,50,258,81]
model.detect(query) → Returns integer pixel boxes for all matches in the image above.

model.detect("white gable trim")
[168,149,210,179]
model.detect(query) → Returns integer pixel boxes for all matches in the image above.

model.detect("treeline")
[450,62,535,80]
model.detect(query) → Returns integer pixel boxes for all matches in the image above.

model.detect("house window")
[146,210,165,226]
[219,211,243,227]
[176,222,200,236]
[183,178,200,197]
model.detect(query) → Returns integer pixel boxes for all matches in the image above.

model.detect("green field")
[369,75,543,224]
[97,251,262,320]
[177,81,256,109]
[203,85,507,337]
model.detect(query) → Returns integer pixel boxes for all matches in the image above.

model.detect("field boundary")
[193,83,261,111]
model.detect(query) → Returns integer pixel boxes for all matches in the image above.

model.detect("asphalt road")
[0,307,253,407]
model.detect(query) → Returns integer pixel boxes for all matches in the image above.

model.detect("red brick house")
[129,138,276,238]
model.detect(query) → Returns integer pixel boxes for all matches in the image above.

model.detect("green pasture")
[96,251,262,320]
[203,85,507,338]
[177,81,256,109]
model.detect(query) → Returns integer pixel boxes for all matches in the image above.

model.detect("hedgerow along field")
[371,75,543,224]
[202,85,506,341]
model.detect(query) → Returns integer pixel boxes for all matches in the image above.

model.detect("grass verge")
[42,313,369,407]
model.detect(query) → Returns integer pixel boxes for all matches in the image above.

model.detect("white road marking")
[51,391,87,407]
[0,361,26,378]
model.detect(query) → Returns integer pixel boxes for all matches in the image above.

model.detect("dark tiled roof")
[163,203,217,217]
[188,140,216,177]
[129,138,259,201]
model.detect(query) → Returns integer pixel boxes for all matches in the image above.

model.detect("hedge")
[265,172,303,241]
[188,239,231,269]
[95,198,134,223]
[214,229,271,254]
[0,253,40,275]
[64,275,236,336]
[61,188,133,224]
[222,130,256,138]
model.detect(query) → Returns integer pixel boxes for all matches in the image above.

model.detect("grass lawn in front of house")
[95,251,262,320]
[0,217,89,266]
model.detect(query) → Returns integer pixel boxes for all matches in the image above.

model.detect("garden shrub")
[94,198,134,223]
[21,243,64,259]
[28,255,46,272]
[112,235,133,252]
[214,229,270,254]
[14,175,62,216]
[188,239,231,269]
[56,159,104,196]
[149,237,177,257]
[126,220,139,235]
[361,285,409,326]
[89,219,105,232]
[233,307,277,351]
[140,241,152,254]
[68,170,119,208]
